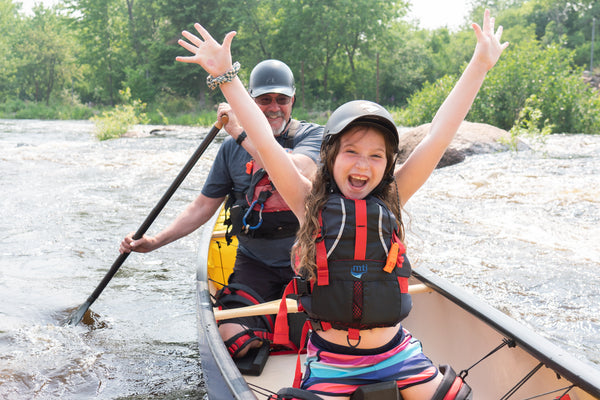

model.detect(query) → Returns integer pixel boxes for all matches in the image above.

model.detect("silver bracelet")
[206,62,241,90]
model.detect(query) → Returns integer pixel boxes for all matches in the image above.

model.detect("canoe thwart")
[214,284,431,321]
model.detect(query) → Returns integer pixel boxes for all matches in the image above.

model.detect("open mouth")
[349,175,368,188]
[265,111,284,121]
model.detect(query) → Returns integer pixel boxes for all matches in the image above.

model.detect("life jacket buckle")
[294,276,311,296]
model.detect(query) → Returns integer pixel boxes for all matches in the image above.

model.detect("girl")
[177,10,508,399]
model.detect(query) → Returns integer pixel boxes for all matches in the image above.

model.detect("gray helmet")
[248,59,296,98]
[323,100,399,151]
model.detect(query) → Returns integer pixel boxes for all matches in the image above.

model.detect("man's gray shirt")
[202,121,323,267]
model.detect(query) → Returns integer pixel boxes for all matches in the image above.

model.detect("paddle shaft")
[64,118,226,326]
[214,283,432,321]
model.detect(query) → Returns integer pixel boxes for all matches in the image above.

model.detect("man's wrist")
[235,131,247,145]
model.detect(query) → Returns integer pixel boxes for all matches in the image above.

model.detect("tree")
[271,0,410,105]
[69,0,129,104]
[12,4,78,104]
[0,0,19,98]
[146,0,232,104]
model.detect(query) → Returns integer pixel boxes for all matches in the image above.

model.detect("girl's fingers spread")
[471,22,482,38]
[178,39,198,54]
[222,31,237,50]
[182,31,203,47]
[482,9,490,31]
[496,25,504,39]
[194,23,213,42]
[175,56,195,63]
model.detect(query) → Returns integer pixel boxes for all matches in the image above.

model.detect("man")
[119,59,323,359]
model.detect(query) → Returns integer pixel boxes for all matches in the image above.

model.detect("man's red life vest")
[225,160,299,242]
[293,194,412,331]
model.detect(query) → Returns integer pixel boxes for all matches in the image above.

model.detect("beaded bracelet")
[206,62,241,90]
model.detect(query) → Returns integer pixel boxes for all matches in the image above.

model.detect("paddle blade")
[62,300,92,326]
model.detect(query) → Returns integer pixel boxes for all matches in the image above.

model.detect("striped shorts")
[301,327,438,396]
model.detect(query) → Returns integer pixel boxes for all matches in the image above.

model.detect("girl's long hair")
[292,125,404,281]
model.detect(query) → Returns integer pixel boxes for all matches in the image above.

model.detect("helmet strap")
[323,169,340,194]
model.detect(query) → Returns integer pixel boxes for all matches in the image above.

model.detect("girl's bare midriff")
[316,323,402,349]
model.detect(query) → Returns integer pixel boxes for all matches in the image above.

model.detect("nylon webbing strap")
[273,280,296,346]
[354,199,367,260]
[398,277,409,292]
[292,320,312,388]
[316,211,329,286]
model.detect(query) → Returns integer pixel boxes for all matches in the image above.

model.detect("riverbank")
[0,100,330,127]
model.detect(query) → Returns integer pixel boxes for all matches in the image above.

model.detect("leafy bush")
[504,95,554,151]
[471,39,600,134]
[396,74,456,127]
[398,37,600,134]
[0,98,94,120]
[91,88,149,140]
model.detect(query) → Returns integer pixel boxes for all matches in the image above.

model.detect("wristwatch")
[236,131,247,145]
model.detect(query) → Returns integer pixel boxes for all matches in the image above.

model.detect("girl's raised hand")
[471,9,509,72]
[175,23,237,78]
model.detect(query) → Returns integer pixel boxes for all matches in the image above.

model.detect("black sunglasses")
[254,95,292,106]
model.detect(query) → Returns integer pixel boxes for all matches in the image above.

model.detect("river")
[0,119,598,399]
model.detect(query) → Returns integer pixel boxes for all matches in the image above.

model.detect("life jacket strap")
[274,280,299,346]
[292,320,312,388]
[315,210,329,286]
[354,199,367,260]
[392,230,407,269]
[398,276,409,292]
[308,320,362,348]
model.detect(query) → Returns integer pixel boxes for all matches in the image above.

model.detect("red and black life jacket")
[274,194,412,347]
[225,160,299,243]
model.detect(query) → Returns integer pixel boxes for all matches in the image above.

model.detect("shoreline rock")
[397,121,525,168]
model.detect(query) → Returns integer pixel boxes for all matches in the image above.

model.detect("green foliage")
[377,25,435,106]
[0,97,94,120]
[400,31,600,134]
[73,0,129,104]
[471,38,600,133]
[6,4,79,105]
[504,95,554,150]
[268,0,410,103]
[0,0,18,99]
[3,0,600,135]
[91,88,149,140]
[396,74,456,126]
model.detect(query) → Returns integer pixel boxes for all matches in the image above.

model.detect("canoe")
[196,210,600,400]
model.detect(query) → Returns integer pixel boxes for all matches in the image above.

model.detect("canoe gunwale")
[196,226,257,400]
[413,268,600,399]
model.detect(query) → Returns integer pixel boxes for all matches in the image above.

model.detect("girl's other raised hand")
[471,9,509,72]
[175,23,237,78]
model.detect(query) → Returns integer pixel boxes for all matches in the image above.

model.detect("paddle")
[213,283,432,321]
[63,116,228,326]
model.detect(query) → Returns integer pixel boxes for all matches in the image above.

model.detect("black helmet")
[248,59,296,98]
[323,100,399,151]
